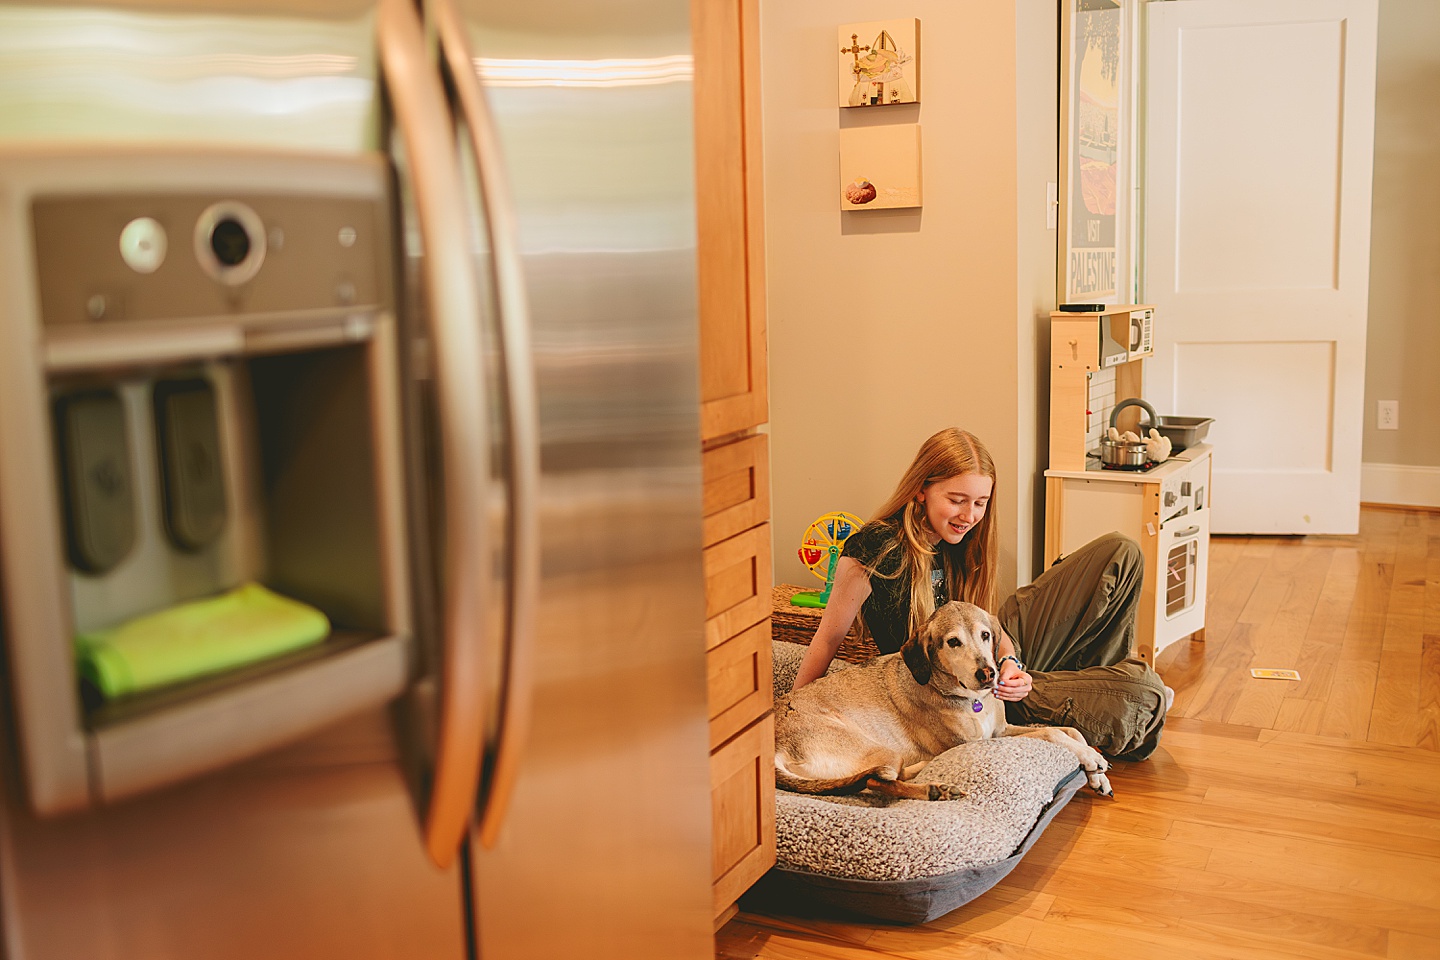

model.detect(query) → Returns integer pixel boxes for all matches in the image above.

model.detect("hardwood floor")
[716,505,1440,960]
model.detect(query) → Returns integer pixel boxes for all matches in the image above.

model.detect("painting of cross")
[836,19,920,108]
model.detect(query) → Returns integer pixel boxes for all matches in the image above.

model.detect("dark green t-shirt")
[841,514,946,654]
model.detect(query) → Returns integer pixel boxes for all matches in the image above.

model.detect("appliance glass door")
[1164,539,1197,616]
[1156,510,1209,651]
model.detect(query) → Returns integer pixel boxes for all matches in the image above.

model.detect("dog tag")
[972,700,983,713]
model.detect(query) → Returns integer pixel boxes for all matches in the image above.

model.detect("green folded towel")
[75,582,330,700]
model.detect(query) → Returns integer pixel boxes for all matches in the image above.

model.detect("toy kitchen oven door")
[0,151,418,817]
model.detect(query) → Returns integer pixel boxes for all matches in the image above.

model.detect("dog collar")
[940,690,989,712]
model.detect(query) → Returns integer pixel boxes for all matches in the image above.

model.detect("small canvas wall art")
[838,19,920,107]
[838,124,922,210]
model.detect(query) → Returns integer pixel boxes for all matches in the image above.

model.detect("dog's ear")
[988,611,1006,651]
[900,628,932,686]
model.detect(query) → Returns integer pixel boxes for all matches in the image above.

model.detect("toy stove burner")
[1100,460,1161,472]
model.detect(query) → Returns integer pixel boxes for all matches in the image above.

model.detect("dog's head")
[900,601,1002,696]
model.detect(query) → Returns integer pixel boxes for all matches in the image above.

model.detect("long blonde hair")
[863,428,999,644]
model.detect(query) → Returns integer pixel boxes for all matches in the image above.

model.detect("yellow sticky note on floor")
[1250,668,1301,681]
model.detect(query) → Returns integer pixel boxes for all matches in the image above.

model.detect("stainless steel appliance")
[0,1,714,957]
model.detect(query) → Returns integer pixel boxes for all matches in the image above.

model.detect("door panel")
[1174,341,1334,471]
[1144,0,1378,533]
[1172,20,1344,292]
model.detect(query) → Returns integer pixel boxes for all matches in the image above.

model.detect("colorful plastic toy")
[791,511,864,608]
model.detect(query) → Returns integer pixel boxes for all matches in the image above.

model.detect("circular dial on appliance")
[193,201,267,286]
[119,217,168,274]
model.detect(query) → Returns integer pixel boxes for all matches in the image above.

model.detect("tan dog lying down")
[774,600,1114,800]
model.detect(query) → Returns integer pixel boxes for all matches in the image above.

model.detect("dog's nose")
[976,666,994,686]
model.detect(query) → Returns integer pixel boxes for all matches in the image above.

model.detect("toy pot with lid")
[1099,397,1160,468]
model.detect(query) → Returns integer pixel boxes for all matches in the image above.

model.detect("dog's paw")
[1085,771,1115,799]
[927,782,967,801]
[1078,746,1110,774]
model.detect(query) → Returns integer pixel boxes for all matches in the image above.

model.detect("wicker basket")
[770,584,882,664]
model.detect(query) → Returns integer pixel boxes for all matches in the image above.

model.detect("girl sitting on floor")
[792,426,1172,760]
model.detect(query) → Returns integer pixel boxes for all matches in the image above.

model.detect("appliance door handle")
[434,0,541,851]
[1172,525,1201,539]
[377,0,493,869]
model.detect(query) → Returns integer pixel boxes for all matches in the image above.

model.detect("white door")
[1144,0,1378,534]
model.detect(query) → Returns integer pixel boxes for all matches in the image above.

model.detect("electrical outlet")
[1377,400,1399,430]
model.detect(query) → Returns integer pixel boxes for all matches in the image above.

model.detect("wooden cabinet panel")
[1049,316,1100,472]
[693,0,745,402]
[707,619,771,750]
[693,0,767,441]
[709,715,775,917]
[694,0,771,923]
[703,523,771,650]
[702,434,770,548]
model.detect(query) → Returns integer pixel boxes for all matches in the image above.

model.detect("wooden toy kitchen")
[1044,305,1213,664]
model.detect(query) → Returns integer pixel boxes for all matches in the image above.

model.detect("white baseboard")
[1361,462,1440,509]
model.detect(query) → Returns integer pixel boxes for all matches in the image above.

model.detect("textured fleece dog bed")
[745,641,1085,924]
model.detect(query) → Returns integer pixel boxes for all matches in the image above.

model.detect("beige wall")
[762,1,1056,597]
[760,0,1436,605]
[1362,0,1440,476]
[1017,0,1059,577]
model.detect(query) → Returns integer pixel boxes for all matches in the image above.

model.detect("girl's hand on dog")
[995,663,1032,701]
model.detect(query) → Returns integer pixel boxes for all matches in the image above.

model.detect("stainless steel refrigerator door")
[0,6,474,956]
[444,1,716,956]
[0,147,472,958]
[0,708,468,960]
[0,150,419,810]
[0,0,382,152]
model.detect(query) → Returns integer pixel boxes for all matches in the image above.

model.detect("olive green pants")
[998,532,1167,760]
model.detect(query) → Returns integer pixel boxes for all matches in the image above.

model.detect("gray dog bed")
[746,641,1085,924]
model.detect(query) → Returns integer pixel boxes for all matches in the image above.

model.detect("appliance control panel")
[1160,457,1206,524]
[1130,308,1153,355]
[31,192,391,326]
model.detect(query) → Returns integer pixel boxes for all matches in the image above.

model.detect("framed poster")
[1060,0,1136,304]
